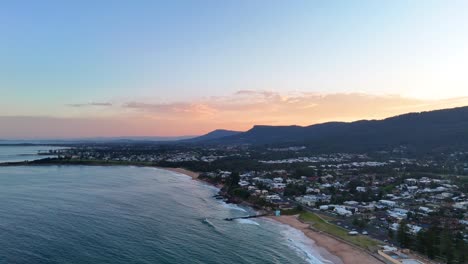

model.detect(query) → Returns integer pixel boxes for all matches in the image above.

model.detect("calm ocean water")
[0,145,65,163]
[0,165,335,264]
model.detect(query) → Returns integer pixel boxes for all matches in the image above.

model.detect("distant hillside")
[198,106,468,152]
[182,129,242,143]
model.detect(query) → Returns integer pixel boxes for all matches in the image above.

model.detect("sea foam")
[236,219,260,226]
[220,202,248,212]
[262,218,342,264]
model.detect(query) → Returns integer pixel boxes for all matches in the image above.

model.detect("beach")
[268,215,383,264]
[158,167,200,179]
[159,167,381,264]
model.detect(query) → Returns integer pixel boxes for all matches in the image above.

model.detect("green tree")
[441,231,454,264]
[388,229,394,240]
[226,172,240,191]
[232,188,250,199]
[415,231,425,254]
[397,221,411,248]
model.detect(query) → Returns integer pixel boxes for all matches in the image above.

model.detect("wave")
[236,219,260,226]
[198,183,220,192]
[202,218,216,228]
[260,219,341,264]
[219,202,247,212]
[281,226,339,264]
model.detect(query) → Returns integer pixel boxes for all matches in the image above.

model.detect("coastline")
[157,167,200,180]
[157,166,375,264]
[267,215,383,264]
[3,160,381,264]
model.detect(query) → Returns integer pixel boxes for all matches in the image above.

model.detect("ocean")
[0,165,336,264]
[0,145,65,163]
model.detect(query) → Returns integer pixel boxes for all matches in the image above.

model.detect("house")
[390,223,422,234]
[418,206,434,214]
[453,201,468,210]
[405,178,418,185]
[273,177,284,183]
[378,246,424,264]
[239,180,250,187]
[266,194,281,201]
[271,183,286,189]
[296,194,331,206]
[306,187,320,194]
[219,171,232,178]
[356,186,367,192]
[387,208,408,219]
[334,207,353,216]
[379,200,397,207]
[407,224,422,234]
[297,195,318,206]
[344,201,359,206]
[319,205,329,210]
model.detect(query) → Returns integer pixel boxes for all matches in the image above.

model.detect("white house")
[419,206,434,214]
[273,177,284,183]
[239,180,250,187]
[379,200,397,207]
[356,186,367,192]
[334,207,353,216]
[271,183,286,189]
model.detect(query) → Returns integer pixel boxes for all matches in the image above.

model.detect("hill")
[197,106,468,152]
[182,129,242,143]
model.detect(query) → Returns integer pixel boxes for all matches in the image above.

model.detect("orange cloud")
[121,91,468,130]
[2,91,468,138]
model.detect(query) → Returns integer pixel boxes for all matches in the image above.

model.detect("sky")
[1,0,468,139]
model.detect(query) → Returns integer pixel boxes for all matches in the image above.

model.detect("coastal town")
[17,143,468,264]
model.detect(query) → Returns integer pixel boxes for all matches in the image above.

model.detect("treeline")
[394,220,467,263]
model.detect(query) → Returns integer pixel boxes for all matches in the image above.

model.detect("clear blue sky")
[1,1,468,138]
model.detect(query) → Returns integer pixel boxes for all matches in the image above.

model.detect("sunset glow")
[1,1,468,138]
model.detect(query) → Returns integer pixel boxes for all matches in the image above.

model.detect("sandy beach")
[158,167,380,263]
[268,215,383,264]
[158,167,200,179]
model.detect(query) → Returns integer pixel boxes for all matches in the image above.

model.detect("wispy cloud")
[67,102,113,107]
[3,91,468,138]
[121,90,468,126]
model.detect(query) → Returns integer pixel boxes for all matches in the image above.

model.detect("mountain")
[182,129,242,143]
[198,106,468,152]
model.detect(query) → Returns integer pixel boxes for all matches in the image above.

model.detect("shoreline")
[267,215,383,264]
[156,167,200,180]
[157,166,371,264]
[4,160,381,264]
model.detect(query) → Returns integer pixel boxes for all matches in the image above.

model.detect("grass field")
[299,211,380,251]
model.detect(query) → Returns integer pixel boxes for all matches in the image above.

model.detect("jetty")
[224,214,269,221]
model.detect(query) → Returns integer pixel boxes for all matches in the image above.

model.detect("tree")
[232,188,250,199]
[423,228,439,259]
[283,184,306,197]
[415,231,425,254]
[441,231,454,264]
[296,204,303,212]
[226,172,240,190]
[397,221,411,248]
[388,229,394,240]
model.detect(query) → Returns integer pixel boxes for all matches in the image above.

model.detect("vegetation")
[397,220,411,249]
[283,183,306,196]
[413,227,467,263]
[299,212,379,251]
[280,205,304,215]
